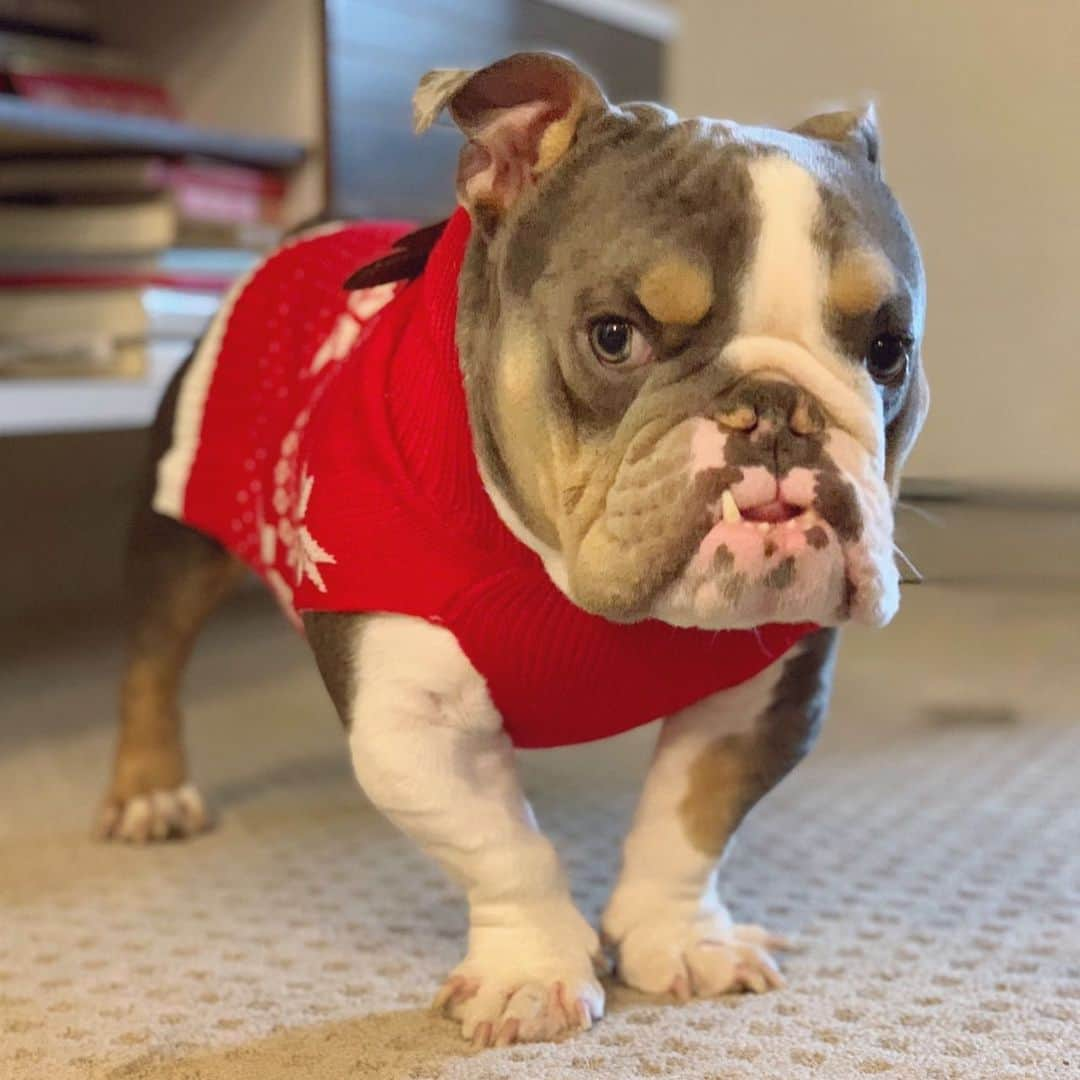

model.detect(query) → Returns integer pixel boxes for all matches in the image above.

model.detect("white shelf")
[0,342,189,435]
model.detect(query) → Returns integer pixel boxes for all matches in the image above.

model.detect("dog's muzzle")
[652,348,899,629]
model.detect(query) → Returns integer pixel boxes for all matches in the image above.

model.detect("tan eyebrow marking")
[637,257,713,325]
[828,248,896,316]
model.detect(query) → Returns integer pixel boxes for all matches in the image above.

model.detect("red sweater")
[155,209,814,748]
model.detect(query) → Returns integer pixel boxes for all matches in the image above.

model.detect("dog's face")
[418,54,928,629]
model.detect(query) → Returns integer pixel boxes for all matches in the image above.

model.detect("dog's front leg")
[306,612,604,1047]
[602,629,838,1000]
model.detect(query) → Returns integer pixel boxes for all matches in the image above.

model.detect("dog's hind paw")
[96,783,210,843]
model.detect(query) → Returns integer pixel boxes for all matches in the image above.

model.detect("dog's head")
[416,52,928,629]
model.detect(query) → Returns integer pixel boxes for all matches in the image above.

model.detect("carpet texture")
[2,508,1078,1079]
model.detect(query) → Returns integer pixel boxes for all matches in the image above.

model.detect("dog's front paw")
[96,783,210,842]
[433,906,605,1047]
[609,916,788,1000]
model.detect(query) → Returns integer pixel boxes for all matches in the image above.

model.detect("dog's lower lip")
[741,500,801,524]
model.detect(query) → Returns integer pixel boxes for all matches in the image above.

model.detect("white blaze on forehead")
[729,154,884,462]
[740,155,827,346]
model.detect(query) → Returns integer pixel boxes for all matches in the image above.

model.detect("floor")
[1,503,1078,1079]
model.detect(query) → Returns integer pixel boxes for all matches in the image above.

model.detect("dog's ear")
[793,103,881,170]
[413,52,606,230]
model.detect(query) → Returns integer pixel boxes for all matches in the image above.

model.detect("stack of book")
[0,2,285,380]
[0,155,280,378]
[0,151,284,377]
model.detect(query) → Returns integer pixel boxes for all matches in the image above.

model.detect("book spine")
[161,167,284,227]
[7,71,177,118]
[156,161,286,199]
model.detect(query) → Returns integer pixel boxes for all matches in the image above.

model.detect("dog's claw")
[493,1018,520,1047]
[432,976,463,1013]
[471,1020,493,1049]
[575,998,592,1031]
[433,975,478,1014]
[735,961,768,994]
[669,973,692,1003]
[553,981,570,1026]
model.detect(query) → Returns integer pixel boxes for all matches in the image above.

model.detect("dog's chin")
[649,512,898,630]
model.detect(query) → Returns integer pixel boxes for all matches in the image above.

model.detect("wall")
[668,1,1080,493]
[95,0,326,225]
[0,429,145,652]
[324,0,666,220]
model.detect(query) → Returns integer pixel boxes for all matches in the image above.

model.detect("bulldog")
[98,53,927,1048]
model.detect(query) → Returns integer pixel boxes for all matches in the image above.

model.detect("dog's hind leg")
[97,510,243,842]
[97,369,244,842]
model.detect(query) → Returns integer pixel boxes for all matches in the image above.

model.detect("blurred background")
[1,0,1079,638]
[1,0,1077,642]
[0,4,1076,1079]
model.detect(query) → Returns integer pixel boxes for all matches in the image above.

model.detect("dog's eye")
[864,333,911,384]
[589,317,652,368]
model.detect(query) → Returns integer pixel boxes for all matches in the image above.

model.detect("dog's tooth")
[757,522,770,533]
[721,489,742,524]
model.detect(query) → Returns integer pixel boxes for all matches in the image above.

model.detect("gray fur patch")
[303,611,367,729]
[713,544,734,570]
[764,557,796,590]
[813,471,862,543]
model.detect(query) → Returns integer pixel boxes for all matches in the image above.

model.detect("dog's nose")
[716,381,825,438]
[715,379,827,476]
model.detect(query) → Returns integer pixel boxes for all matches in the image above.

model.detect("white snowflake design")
[257,403,336,614]
[287,467,336,592]
[254,275,396,606]
[309,282,397,374]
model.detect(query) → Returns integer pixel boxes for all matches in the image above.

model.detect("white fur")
[735,156,885,462]
[153,273,250,519]
[739,156,827,348]
[345,614,602,1044]
[477,461,573,596]
[602,661,788,997]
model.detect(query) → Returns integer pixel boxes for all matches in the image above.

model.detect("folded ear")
[793,103,881,169]
[413,52,606,230]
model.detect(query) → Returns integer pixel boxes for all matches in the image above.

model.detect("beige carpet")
[2,506,1078,1079]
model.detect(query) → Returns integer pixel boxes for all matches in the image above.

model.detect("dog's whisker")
[896,499,946,527]
[894,543,924,585]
